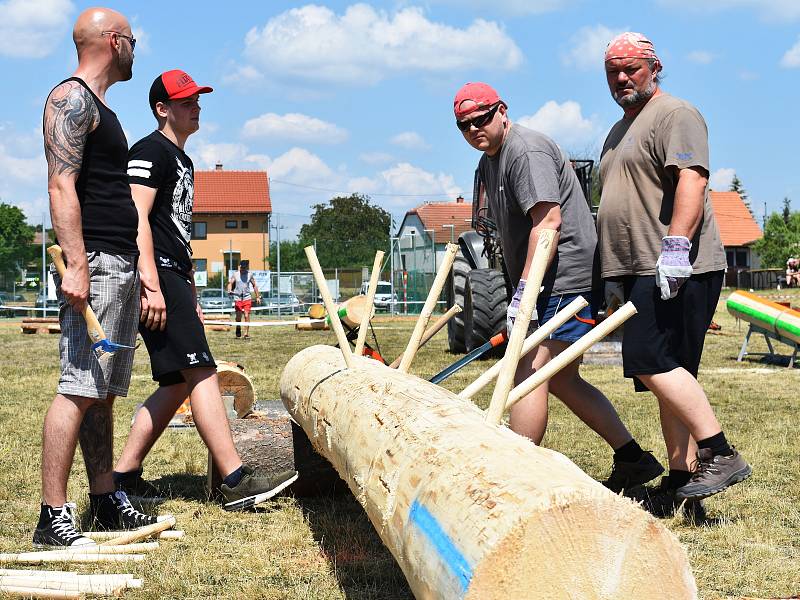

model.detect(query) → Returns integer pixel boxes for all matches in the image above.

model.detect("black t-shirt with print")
[127,131,195,276]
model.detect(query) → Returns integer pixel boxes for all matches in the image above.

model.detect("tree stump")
[206,400,345,498]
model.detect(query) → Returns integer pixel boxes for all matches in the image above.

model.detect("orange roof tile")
[194,170,271,214]
[410,200,473,241]
[709,191,762,247]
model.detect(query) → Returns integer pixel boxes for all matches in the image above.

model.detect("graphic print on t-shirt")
[171,156,193,245]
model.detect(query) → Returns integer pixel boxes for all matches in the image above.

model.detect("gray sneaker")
[675,447,752,501]
[642,478,707,524]
[603,451,665,493]
[221,466,298,511]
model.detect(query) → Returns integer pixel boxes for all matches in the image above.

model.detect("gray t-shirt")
[478,124,597,294]
[230,270,255,300]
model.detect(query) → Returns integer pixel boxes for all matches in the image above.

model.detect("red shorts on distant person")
[235,299,252,313]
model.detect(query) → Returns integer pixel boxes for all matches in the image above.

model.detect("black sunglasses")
[456,103,501,132]
[101,30,136,51]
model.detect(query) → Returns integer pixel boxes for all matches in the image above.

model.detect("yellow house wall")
[191,214,271,272]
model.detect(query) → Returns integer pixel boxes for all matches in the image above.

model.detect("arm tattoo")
[43,81,99,179]
[78,402,114,485]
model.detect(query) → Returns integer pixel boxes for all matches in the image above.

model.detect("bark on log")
[281,345,697,600]
[206,401,346,498]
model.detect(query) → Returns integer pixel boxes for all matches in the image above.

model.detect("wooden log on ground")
[295,317,329,331]
[281,345,696,600]
[216,361,256,418]
[0,571,140,589]
[0,553,144,565]
[307,304,326,319]
[22,318,60,324]
[0,574,133,595]
[207,401,346,498]
[52,542,158,554]
[21,323,60,334]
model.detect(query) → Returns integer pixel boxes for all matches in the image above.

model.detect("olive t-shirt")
[478,125,597,294]
[597,93,726,278]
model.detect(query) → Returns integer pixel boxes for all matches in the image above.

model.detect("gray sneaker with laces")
[675,447,752,500]
[221,466,299,511]
[603,450,665,493]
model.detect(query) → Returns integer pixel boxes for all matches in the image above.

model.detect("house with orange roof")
[709,190,763,285]
[190,163,271,282]
[396,196,472,273]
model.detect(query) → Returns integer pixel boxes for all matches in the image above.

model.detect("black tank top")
[55,77,139,256]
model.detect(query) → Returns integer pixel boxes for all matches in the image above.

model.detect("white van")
[359,280,395,311]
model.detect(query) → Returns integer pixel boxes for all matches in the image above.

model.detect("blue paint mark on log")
[409,499,473,593]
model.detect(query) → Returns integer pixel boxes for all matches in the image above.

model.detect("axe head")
[91,339,135,363]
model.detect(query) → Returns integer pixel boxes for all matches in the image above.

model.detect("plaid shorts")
[54,251,139,399]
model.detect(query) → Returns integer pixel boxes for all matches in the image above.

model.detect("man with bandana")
[598,32,751,517]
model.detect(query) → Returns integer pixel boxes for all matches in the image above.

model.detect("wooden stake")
[83,529,184,541]
[398,243,458,373]
[0,585,82,599]
[459,296,587,401]
[303,246,354,368]
[0,575,133,594]
[54,542,158,554]
[100,516,175,546]
[485,229,558,425]
[0,553,144,565]
[506,301,637,410]
[354,250,385,356]
[389,304,461,369]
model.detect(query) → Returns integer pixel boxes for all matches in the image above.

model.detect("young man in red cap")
[453,82,663,493]
[115,70,297,510]
[599,32,751,517]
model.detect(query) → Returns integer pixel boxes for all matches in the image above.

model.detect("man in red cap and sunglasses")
[598,32,751,518]
[453,82,663,493]
[113,70,297,511]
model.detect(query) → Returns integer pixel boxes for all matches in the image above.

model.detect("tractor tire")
[446,251,470,353]
[463,268,508,354]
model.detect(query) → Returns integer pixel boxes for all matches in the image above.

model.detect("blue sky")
[2,0,800,237]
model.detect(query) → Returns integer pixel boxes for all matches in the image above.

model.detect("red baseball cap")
[149,69,213,111]
[453,82,503,120]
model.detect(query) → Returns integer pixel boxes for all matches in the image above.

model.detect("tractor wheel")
[446,251,469,353]
[463,268,508,355]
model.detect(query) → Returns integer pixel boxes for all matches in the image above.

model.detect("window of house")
[726,250,734,267]
[241,220,249,229]
[192,222,207,239]
[193,258,207,272]
[735,250,748,267]
[225,220,238,229]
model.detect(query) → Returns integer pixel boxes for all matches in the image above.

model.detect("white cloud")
[189,141,252,170]
[130,25,150,55]
[516,101,601,149]
[359,151,394,165]
[390,132,430,151]
[0,0,73,58]
[430,0,571,15]
[267,147,337,185]
[709,168,736,190]
[242,113,348,143]
[780,36,800,68]
[562,24,626,70]
[236,4,522,85]
[370,163,461,207]
[657,0,800,21]
[687,50,715,64]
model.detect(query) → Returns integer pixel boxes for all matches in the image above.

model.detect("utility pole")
[41,214,47,317]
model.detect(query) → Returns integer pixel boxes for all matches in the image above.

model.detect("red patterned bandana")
[605,32,659,63]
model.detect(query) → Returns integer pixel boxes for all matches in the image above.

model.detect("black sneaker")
[114,468,165,501]
[89,490,171,530]
[675,447,752,500]
[603,450,665,493]
[642,478,707,524]
[33,503,96,548]
[220,466,298,511]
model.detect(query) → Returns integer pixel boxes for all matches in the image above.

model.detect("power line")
[269,178,456,198]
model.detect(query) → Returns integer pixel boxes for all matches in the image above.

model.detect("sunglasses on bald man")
[456,103,501,132]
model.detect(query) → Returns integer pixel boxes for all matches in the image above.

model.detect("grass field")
[0,289,798,599]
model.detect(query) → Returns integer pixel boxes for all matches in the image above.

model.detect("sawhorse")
[737,323,799,368]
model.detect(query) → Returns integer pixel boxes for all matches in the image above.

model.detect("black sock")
[223,465,245,488]
[667,470,692,490]
[613,439,644,463]
[112,468,142,484]
[697,431,733,457]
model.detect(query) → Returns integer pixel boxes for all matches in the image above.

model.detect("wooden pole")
[485,229,557,425]
[99,516,175,546]
[0,571,140,589]
[389,304,461,369]
[459,296,587,401]
[354,251,385,356]
[53,542,158,554]
[303,246,354,368]
[0,554,144,565]
[0,586,82,599]
[281,345,696,599]
[83,529,184,541]
[0,575,135,594]
[398,243,458,373]
[506,302,637,410]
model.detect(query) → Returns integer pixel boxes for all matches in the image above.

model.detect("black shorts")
[621,271,723,392]
[139,269,216,386]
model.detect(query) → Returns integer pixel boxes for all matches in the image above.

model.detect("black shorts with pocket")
[621,271,723,392]
[139,269,216,386]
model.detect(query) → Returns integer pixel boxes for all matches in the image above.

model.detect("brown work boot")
[603,451,664,493]
[675,447,752,501]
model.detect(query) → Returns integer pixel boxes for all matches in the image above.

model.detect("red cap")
[453,82,502,120]
[149,69,213,110]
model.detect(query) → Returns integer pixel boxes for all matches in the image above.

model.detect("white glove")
[506,279,538,333]
[655,236,693,300]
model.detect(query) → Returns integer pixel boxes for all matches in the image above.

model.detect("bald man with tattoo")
[35,7,169,548]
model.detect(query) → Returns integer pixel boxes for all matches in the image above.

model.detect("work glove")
[603,280,625,314]
[655,236,692,300]
[506,279,538,333]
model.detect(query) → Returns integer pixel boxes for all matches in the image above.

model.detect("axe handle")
[46,245,107,344]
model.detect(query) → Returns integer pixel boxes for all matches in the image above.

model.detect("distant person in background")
[114,69,297,510]
[786,258,800,287]
[227,260,260,339]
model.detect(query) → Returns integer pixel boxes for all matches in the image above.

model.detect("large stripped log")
[281,345,696,600]
[0,574,136,595]
[727,290,800,344]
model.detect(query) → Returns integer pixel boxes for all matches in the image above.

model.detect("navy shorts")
[620,272,723,392]
[536,291,593,343]
[139,269,216,386]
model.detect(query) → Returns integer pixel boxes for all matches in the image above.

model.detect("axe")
[47,245,135,364]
